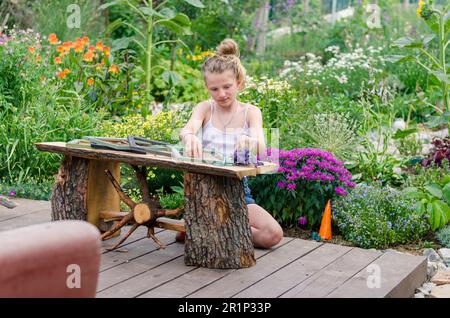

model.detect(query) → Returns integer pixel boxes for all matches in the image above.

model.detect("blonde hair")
[201,38,246,90]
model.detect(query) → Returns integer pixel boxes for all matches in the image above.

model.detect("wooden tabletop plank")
[326,251,427,298]
[137,237,295,298]
[187,239,323,298]
[35,142,278,179]
[235,243,353,298]
[279,247,382,298]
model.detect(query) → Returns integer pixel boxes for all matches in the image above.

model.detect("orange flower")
[108,64,119,74]
[83,51,94,62]
[63,41,74,49]
[48,33,58,45]
[36,55,42,63]
[81,36,89,46]
[57,68,70,79]
[54,56,62,64]
[87,78,94,86]
[87,45,95,52]
[95,41,104,51]
[74,42,84,53]
[103,46,110,57]
[28,46,35,54]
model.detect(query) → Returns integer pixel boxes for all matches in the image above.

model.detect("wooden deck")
[1,198,427,298]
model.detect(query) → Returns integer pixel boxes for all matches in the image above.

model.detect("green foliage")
[101,110,185,143]
[0,177,53,201]
[31,0,105,41]
[239,76,305,150]
[436,225,450,247]
[403,174,450,231]
[333,184,430,249]
[0,30,107,183]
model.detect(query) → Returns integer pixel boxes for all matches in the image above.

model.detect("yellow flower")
[417,0,424,17]
[108,64,119,74]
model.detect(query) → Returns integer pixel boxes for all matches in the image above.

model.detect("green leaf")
[422,34,435,45]
[74,82,83,93]
[430,201,450,231]
[424,184,443,199]
[430,70,450,85]
[159,8,176,19]
[105,18,124,35]
[98,1,119,11]
[111,37,131,51]
[162,70,182,86]
[392,37,423,49]
[159,19,192,35]
[442,182,450,205]
[172,13,191,27]
[384,55,414,64]
[182,0,205,8]
[392,128,418,139]
[140,7,163,18]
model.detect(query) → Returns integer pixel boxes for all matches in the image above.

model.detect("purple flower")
[334,187,347,196]
[8,190,16,197]
[287,183,296,190]
[277,181,286,189]
[298,215,307,226]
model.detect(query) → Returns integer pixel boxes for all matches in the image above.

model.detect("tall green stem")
[439,12,449,113]
[145,2,153,116]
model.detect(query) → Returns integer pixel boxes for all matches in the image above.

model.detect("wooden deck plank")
[278,247,382,298]
[98,238,296,298]
[232,243,353,298]
[100,226,163,254]
[97,232,184,292]
[137,237,295,298]
[326,251,427,298]
[97,254,189,298]
[100,229,176,272]
[0,209,51,231]
[187,239,323,298]
[0,199,50,222]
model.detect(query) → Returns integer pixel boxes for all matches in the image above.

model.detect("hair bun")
[216,38,240,57]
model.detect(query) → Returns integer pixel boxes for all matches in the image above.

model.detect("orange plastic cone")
[319,199,332,240]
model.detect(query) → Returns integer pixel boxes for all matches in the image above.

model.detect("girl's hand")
[183,134,202,158]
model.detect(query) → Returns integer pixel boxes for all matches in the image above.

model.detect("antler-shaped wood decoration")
[101,165,184,251]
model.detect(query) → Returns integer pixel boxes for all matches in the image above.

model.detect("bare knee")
[257,224,283,249]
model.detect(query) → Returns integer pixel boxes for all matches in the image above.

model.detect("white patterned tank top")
[201,99,250,164]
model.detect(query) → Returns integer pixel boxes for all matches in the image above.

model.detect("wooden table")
[35,142,277,269]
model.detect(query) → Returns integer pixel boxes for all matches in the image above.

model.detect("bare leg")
[247,203,283,248]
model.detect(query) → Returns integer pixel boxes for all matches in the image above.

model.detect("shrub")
[421,137,450,168]
[436,225,450,248]
[333,184,430,249]
[249,148,355,228]
[296,112,360,161]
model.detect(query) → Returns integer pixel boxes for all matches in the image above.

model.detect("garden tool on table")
[68,136,227,165]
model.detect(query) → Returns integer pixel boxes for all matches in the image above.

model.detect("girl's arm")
[238,105,266,161]
[180,102,208,157]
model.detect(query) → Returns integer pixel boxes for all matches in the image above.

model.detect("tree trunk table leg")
[51,156,121,237]
[183,173,256,269]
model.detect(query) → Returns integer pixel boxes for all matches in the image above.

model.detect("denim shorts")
[243,176,256,205]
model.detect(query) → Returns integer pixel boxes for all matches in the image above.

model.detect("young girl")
[179,39,283,248]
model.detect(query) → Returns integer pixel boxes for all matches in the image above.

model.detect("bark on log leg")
[51,156,89,221]
[51,156,121,236]
[183,173,256,269]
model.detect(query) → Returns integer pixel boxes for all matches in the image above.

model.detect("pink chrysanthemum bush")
[249,148,356,228]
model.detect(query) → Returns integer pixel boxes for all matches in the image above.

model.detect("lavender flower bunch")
[272,148,356,197]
